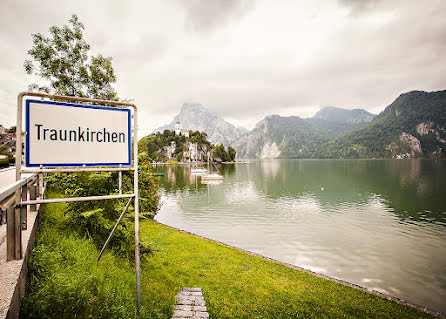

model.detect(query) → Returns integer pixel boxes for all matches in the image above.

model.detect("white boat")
[191,143,208,175]
[201,178,223,185]
[201,173,223,181]
[201,152,223,182]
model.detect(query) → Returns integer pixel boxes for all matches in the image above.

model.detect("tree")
[215,143,231,162]
[6,126,16,133]
[228,146,236,161]
[24,14,118,101]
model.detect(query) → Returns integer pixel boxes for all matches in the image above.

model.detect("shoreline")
[151,161,252,165]
[153,219,445,318]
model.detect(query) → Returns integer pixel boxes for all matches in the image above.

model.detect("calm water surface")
[154,159,446,313]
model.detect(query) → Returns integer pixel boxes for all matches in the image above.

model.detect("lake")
[153,159,446,313]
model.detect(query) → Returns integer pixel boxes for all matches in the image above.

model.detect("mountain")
[153,103,246,146]
[322,90,446,159]
[233,115,363,159]
[237,126,250,135]
[313,106,376,123]
[233,90,446,159]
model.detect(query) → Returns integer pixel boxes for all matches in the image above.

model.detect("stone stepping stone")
[172,287,209,318]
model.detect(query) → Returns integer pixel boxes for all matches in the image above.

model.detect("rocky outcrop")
[416,122,446,144]
[233,117,276,159]
[400,132,423,155]
[416,122,435,136]
[386,132,423,159]
[153,103,247,146]
[259,142,281,159]
[158,142,176,160]
[157,140,212,162]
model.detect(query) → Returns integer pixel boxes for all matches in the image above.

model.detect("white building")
[174,121,189,137]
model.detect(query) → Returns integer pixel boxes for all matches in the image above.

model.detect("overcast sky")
[1,0,445,135]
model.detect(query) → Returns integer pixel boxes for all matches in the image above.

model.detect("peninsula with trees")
[138,128,236,163]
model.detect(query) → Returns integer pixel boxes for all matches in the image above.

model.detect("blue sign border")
[25,99,132,167]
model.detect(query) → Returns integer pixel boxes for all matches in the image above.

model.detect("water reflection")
[218,163,236,176]
[157,164,236,192]
[153,160,446,313]
[156,164,206,193]
[201,179,224,185]
[155,160,446,223]
[247,159,446,223]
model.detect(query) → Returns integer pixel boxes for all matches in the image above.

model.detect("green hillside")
[234,115,364,159]
[234,90,446,159]
[320,90,446,158]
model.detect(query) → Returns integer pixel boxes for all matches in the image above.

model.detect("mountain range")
[233,116,365,159]
[149,90,446,159]
[321,90,446,159]
[235,90,445,159]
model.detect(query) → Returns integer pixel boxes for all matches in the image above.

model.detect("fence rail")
[0,170,43,261]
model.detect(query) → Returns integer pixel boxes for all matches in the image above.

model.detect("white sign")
[25,100,131,167]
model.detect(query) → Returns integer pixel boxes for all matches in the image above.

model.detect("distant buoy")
[321,187,324,191]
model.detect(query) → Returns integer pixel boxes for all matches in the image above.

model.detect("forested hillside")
[321,90,446,158]
[233,90,446,159]
[233,115,364,159]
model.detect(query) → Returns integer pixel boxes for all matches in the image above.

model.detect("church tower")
[175,121,181,135]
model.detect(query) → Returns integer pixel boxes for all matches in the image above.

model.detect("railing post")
[38,173,43,199]
[7,204,22,260]
[119,164,122,195]
[21,184,28,230]
[29,181,37,212]
[6,206,15,261]
[14,204,22,259]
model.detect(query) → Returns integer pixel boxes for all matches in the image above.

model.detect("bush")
[44,158,160,258]
[0,157,10,168]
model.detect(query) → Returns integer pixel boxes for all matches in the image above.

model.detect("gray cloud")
[0,0,445,133]
[179,0,254,34]
[338,0,383,15]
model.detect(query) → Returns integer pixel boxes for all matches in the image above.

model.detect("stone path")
[172,287,209,319]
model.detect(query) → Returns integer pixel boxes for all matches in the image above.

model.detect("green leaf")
[80,208,103,219]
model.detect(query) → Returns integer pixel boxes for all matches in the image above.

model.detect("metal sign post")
[16,92,142,313]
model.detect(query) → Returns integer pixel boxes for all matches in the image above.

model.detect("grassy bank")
[21,199,437,318]
[20,196,141,318]
[139,221,436,318]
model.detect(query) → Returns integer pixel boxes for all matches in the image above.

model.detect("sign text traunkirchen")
[26,100,131,167]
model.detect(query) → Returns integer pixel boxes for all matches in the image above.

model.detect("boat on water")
[201,152,223,182]
[191,168,208,174]
[201,178,223,185]
[201,173,223,181]
[153,173,165,177]
[191,143,208,175]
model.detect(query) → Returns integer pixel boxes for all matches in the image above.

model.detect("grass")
[20,194,141,318]
[21,194,438,318]
[139,221,436,319]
